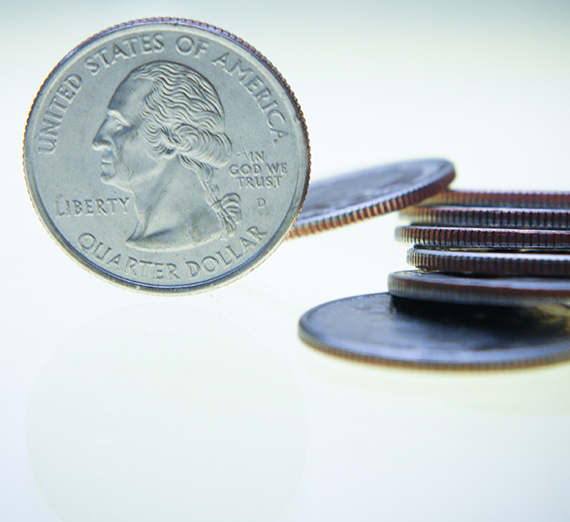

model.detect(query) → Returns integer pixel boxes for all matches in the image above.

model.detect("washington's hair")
[129,61,240,236]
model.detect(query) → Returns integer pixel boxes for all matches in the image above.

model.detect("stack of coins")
[298,187,570,370]
[391,189,570,306]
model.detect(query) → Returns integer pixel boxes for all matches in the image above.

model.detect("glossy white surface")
[2,1,570,521]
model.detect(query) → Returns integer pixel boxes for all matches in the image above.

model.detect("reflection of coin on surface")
[26,303,306,522]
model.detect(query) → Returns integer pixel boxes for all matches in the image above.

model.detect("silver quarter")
[288,159,454,238]
[24,19,310,293]
[299,293,570,369]
[388,270,570,306]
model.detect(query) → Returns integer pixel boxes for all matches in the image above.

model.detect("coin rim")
[407,247,570,276]
[423,189,570,208]
[388,270,570,306]
[401,205,570,229]
[23,18,311,294]
[396,225,570,250]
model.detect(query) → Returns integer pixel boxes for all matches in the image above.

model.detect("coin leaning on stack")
[393,189,570,306]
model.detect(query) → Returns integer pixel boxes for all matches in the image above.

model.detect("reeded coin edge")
[288,163,455,239]
[388,270,570,306]
[400,205,570,229]
[22,18,311,294]
[396,225,570,251]
[407,248,570,276]
[423,189,570,208]
[298,295,570,370]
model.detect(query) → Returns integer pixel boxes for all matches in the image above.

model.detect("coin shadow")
[390,295,570,348]
[26,302,307,522]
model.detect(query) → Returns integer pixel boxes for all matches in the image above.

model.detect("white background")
[2,1,570,521]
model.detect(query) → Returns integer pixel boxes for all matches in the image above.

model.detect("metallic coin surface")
[407,248,570,277]
[288,159,455,238]
[388,270,570,306]
[401,205,570,229]
[24,19,310,293]
[396,225,570,250]
[423,189,570,208]
[299,293,570,369]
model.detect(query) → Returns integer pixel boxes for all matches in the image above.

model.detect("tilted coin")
[288,159,455,238]
[407,248,570,277]
[299,293,570,369]
[24,19,310,293]
[423,189,570,208]
[388,270,570,306]
[400,205,570,229]
[395,225,570,250]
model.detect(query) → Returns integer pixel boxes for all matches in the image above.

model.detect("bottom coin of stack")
[298,293,570,369]
[298,190,570,369]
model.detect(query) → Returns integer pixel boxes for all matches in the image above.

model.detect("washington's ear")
[172,124,200,154]
[164,123,231,167]
[161,147,177,159]
[155,126,186,159]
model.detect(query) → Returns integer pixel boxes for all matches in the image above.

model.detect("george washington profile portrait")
[92,60,241,250]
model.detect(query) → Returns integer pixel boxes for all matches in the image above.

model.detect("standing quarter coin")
[24,19,310,293]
